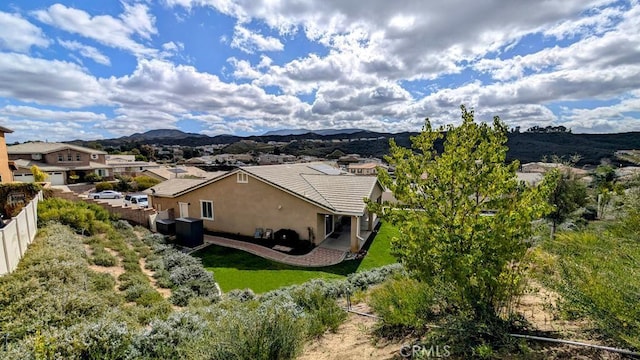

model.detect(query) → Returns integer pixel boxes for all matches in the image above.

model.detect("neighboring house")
[105,154,136,162]
[347,162,381,176]
[0,126,14,183]
[148,162,383,252]
[142,166,213,181]
[9,142,109,185]
[257,153,296,165]
[106,156,159,177]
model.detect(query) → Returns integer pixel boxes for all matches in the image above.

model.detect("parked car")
[124,194,148,208]
[88,190,122,199]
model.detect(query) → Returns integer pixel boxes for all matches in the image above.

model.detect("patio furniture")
[264,228,273,240]
[254,228,264,239]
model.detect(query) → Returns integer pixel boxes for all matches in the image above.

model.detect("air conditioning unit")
[31,153,42,160]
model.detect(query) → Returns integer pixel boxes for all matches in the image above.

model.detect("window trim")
[237,172,248,183]
[200,200,214,220]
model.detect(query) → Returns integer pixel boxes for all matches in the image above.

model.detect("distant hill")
[120,129,209,141]
[68,128,640,166]
[263,128,365,136]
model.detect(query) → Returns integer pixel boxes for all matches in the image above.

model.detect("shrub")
[92,246,117,267]
[38,198,113,235]
[90,272,116,291]
[203,301,306,360]
[84,173,103,183]
[129,312,207,359]
[134,175,161,191]
[62,319,133,359]
[291,287,347,337]
[95,181,114,191]
[226,288,256,302]
[369,276,437,335]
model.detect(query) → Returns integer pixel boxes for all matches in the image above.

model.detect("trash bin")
[155,218,176,235]
[175,217,204,247]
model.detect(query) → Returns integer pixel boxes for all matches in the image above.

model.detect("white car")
[124,194,149,208]
[88,190,123,199]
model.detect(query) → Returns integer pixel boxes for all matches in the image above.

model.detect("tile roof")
[148,162,381,216]
[0,126,13,133]
[143,166,214,180]
[146,171,227,196]
[146,178,210,197]
[7,142,106,155]
[242,162,379,215]
[13,159,68,171]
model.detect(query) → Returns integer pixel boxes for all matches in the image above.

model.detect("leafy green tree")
[368,106,552,319]
[593,164,623,219]
[30,165,48,182]
[544,159,588,238]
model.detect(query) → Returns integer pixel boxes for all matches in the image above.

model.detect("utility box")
[155,218,176,235]
[175,217,204,247]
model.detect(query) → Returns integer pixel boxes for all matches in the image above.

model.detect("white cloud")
[0,53,106,107]
[0,118,103,143]
[230,24,284,53]
[58,39,111,66]
[33,3,157,57]
[0,11,49,52]
[0,105,107,122]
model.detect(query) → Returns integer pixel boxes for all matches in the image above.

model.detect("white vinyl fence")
[0,191,42,275]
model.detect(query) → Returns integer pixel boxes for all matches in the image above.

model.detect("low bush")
[90,272,116,291]
[199,300,306,360]
[91,245,117,266]
[38,198,113,235]
[129,312,207,359]
[95,181,113,191]
[369,276,437,335]
[84,173,103,183]
[134,175,161,191]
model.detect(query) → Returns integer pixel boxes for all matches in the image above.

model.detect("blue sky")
[0,0,639,143]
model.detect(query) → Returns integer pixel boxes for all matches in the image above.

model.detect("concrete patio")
[199,234,347,267]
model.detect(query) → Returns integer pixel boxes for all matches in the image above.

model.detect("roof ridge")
[300,173,336,211]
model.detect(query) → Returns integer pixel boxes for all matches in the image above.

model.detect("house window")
[67,154,73,161]
[237,172,248,183]
[200,200,214,220]
[76,153,81,161]
[58,154,63,162]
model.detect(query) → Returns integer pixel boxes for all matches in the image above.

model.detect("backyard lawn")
[193,222,399,293]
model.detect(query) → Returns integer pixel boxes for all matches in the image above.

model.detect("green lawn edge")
[193,222,399,293]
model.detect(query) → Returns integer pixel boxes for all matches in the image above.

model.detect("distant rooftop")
[8,142,106,155]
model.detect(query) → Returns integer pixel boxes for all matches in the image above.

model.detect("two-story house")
[0,126,15,183]
[8,142,110,185]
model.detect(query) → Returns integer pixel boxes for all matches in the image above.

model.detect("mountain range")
[69,129,640,166]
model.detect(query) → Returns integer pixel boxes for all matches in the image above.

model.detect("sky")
[0,0,639,143]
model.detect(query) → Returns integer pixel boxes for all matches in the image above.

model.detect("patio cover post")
[350,215,359,253]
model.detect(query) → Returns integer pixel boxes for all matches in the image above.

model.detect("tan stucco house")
[8,142,158,185]
[8,142,110,185]
[148,163,383,252]
[0,126,14,183]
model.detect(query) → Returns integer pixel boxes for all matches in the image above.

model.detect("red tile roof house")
[147,162,384,253]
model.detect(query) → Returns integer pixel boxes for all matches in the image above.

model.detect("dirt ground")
[84,239,171,299]
[298,308,404,360]
[298,287,628,360]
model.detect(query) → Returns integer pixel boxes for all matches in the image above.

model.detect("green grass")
[193,222,399,293]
